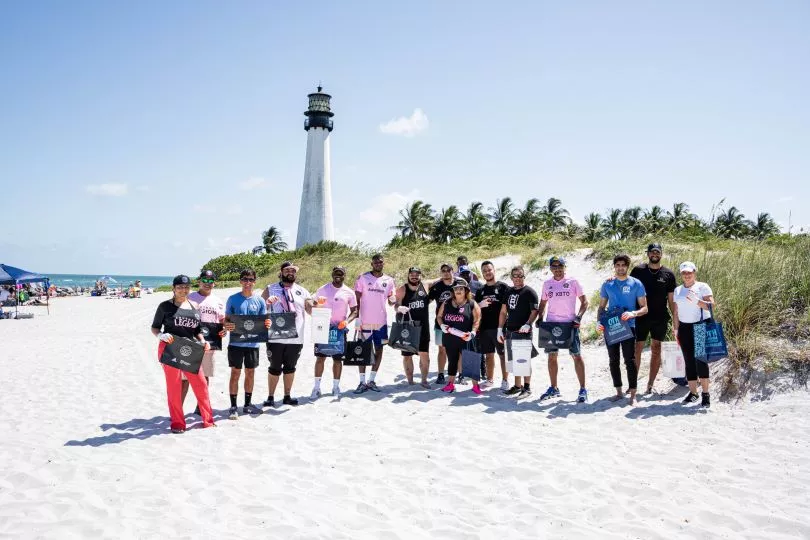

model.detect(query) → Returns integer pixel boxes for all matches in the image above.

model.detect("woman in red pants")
[151,275,215,433]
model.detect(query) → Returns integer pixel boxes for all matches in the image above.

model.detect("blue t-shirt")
[599,277,646,328]
[226,292,267,348]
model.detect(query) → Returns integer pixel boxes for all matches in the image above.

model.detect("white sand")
[1,276,809,539]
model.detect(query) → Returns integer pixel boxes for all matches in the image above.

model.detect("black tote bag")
[200,322,223,350]
[389,313,421,354]
[343,330,374,366]
[537,322,574,351]
[229,314,270,344]
[159,337,205,374]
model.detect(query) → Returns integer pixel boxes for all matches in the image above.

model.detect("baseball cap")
[280,261,299,271]
[647,243,663,253]
[458,264,471,273]
[440,262,453,271]
[199,269,216,280]
[331,266,346,274]
[549,256,566,266]
[452,277,469,289]
[172,275,191,286]
[679,261,697,273]
[407,266,422,274]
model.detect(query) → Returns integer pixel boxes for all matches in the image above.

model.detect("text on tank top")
[441,300,473,332]
[402,282,429,321]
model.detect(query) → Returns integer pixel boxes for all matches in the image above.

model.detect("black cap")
[331,266,346,274]
[280,261,299,271]
[452,277,469,289]
[172,275,191,286]
[199,269,216,280]
[440,262,453,271]
[647,243,663,252]
[408,266,422,274]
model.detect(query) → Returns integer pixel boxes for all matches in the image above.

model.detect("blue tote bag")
[601,308,635,346]
[693,305,728,363]
[314,325,346,357]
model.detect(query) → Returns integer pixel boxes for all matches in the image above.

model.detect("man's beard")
[408,277,421,286]
[648,256,661,264]
[281,274,296,284]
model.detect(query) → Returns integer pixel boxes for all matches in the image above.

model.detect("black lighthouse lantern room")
[304,86,334,131]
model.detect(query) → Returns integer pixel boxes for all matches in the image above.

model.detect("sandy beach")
[1,257,808,539]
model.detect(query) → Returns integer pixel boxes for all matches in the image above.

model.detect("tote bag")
[159,337,205,374]
[693,305,728,363]
[661,341,686,378]
[389,313,421,354]
[343,330,374,366]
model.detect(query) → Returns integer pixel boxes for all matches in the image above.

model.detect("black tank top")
[402,282,429,323]
[440,299,473,333]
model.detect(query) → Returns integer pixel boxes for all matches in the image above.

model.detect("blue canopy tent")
[0,264,50,316]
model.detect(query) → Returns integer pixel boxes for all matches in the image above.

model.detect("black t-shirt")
[429,279,456,329]
[474,281,509,331]
[151,300,202,340]
[504,286,539,331]
[630,264,676,321]
[401,282,430,324]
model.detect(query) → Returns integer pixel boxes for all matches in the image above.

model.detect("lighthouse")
[295,86,335,248]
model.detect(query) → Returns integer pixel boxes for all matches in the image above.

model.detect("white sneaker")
[480,379,493,390]
[500,380,510,391]
[310,388,322,400]
[332,385,341,398]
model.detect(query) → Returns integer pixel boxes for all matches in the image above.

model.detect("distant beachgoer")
[150,275,214,434]
[454,255,480,282]
[352,254,396,394]
[597,254,648,406]
[497,265,540,397]
[630,243,677,394]
[538,256,589,403]
[474,261,510,390]
[223,268,270,420]
[436,278,482,394]
[182,269,226,415]
[428,262,456,385]
[311,266,358,399]
[262,261,314,407]
[673,261,716,408]
[394,266,437,389]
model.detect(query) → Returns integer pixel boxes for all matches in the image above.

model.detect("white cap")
[679,261,697,273]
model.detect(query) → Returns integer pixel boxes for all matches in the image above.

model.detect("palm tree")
[514,198,542,235]
[619,207,644,239]
[489,197,515,235]
[602,208,623,240]
[464,201,490,238]
[642,205,667,235]
[539,197,570,232]
[583,212,603,242]
[713,206,750,239]
[392,200,434,240]
[751,212,780,240]
[432,206,463,243]
[262,226,288,254]
[667,202,692,230]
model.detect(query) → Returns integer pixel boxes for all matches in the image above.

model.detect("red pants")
[159,342,215,431]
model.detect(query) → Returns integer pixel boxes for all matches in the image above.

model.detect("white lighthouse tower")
[295,86,335,248]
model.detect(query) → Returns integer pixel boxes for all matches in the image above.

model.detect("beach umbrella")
[99,275,118,283]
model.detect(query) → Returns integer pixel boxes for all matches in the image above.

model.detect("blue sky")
[1,1,807,275]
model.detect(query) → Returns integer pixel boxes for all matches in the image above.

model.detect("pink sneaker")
[440,382,455,393]
[472,383,482,395]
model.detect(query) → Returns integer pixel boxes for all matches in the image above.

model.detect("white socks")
[359,373,366,384]
[313,377,321,390]
[369,371,377,383]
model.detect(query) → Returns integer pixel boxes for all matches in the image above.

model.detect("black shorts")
[635,317,669,342]
[401,324,431,356]
[227,346,260,369]
[267,343,303,375]
[479,329,504,355]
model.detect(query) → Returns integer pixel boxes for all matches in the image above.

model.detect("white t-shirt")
[0,289,9,302]
[267,282,311,345]
[674,282,714,323]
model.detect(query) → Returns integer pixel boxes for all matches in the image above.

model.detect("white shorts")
[182,350,215,380]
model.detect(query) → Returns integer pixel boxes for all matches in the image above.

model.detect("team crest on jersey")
[563,282,570,289]
[458,307,464,313]
[418,290,426,297]
[295,290,301,295]
[622,286,631,294]
[382,282,387,288]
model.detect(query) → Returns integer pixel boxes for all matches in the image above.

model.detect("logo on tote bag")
[179,345,193,357]
[401,329,410,339]
[243,319,255,331]
[275,317,286,327]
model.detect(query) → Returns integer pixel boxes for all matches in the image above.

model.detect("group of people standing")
[150,247,717,433]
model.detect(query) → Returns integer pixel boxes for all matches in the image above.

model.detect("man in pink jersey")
[311,266,358,400]
[537,256,589,403]
[183,269,226,414]
[353,253,396,393]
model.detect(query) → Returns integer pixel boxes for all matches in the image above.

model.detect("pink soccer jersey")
[541,277,583,323]
[354,272,395,327]
[316,282,357,324]
[188,291,225,324]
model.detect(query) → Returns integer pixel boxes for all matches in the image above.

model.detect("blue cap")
[459,264,471,273]
[549,256,566,266]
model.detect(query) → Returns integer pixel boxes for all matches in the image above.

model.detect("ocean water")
[47,274,174,288]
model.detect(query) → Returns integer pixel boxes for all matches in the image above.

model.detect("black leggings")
[444,335,464,377]
[677,322,710,381]
[607,338,637,390]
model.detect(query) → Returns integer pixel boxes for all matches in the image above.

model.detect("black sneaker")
[263,397,275,408]
[504,385,522,396]
[518,387,532,399]
[193,405,201,416]
[682,392,699,404]
[283,395,299,406]
[701,393,711,408]
[436,373,446,385]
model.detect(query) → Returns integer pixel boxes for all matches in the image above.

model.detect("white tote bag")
[508,340,533,376]
[661,341,686,378]
[311,307,332,344]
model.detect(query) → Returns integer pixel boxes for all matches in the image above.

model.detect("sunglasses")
[200,278,215,284]
[240,277,256,282]
[550,265,564,270]
[511,274,525,279]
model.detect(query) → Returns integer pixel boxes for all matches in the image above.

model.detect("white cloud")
[379,108,429,137]
[239,177,268,190]
[359,189,421,225]
[85,183,128,197]
[777,196,794,203]
[135,185,150,192]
